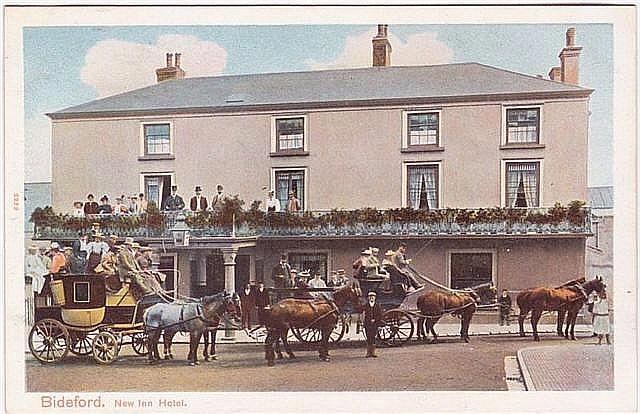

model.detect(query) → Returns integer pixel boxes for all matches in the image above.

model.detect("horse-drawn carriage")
[276,263,498,349]
[28,273,161,364]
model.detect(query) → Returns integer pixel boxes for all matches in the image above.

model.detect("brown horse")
[517,277,606,341]
[264,281,362,366]
[554,277,586,337]
[416,283,496,343]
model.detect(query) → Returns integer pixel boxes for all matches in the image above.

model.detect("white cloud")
[25,114,52,182]
[306,29,454,70]
[80,34,227,97]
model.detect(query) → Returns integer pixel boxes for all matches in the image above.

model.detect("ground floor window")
[449,251,494,289]
[288,252,328,280]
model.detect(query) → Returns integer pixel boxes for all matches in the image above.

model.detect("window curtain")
[507,163,538,207]
[408,166,437,209]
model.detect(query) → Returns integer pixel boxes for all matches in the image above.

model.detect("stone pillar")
[222,248,238,339]
[196,253,207,288]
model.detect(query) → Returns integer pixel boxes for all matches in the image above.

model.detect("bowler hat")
[195,186,202,192]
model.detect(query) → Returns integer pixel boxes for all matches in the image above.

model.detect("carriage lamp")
[172,213,190,247]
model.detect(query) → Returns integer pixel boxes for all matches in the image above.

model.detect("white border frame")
[139,120,174,156]
[401,109,442,148]
[401,161,442,208]
[501,104,544,146]
[270,166,309,211]
[500,158,544,207]
[270,114,308,153]
[446,248,498,288]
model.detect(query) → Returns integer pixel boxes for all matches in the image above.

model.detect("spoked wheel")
[292,315,347,344]
[377,310,414,347]
[92,331,120,365]
[29,318,70,364]
[131,332,149,356]
[69,332,95,356]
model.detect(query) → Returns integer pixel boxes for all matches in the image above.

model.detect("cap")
[195,186,202,192]
[368,291,377,297]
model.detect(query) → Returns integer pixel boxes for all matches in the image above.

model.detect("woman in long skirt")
[592,291,611,345]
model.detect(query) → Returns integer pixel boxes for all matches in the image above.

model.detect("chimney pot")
[156,52,185,83]
[372,24,392,67]
[175,53,181,68]
[566,27,576,47]
[166,53,173,68]
[377,24,388,38]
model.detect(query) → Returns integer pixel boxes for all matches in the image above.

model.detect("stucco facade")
[51,98,589,212]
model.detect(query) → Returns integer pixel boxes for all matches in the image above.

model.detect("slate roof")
[49,62,593,119]
[588,186,614,209]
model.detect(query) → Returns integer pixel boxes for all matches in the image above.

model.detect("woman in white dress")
[592,291,611,345]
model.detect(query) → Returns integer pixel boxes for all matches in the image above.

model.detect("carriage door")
[448,250,496,289]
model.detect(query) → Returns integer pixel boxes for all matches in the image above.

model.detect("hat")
[368,291,377,297]
[141,246,153,251]
[371,247,379,254]
[63,246,73,251]
[361,249,372,255]
[124,237,134,245]
[50,241,60,250]
[28,244,38,251]
[73,201,83,207]
[109,235,118,240]
[298,270,311,279]
[100,195,109,201]
[268,189,274,194]
[385,250,395,257]
[336,269,345,275]
[195,186,202,192]
[171,185,178,191]
[93,233,104,239]
[132,242,141,249]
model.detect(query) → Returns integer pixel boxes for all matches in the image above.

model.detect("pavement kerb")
[516,348,536,391]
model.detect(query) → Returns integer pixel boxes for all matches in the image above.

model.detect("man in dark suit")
[363,291,384,358]
[239,283,255,329]
[83,194,99,215]
[189,186,208,212]
[271,254,291,301]
[254,281,270,328]
[162,186,185,211]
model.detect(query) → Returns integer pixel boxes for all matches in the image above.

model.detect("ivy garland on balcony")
[31,197,588,233]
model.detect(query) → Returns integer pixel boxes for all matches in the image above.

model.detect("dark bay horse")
[517,277,605,341]
[144,292,241,365]
[554,277,586,337]
[264,281,362,366]
[416,283,496,343]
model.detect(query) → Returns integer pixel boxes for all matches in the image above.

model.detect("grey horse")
[144,292,241,366]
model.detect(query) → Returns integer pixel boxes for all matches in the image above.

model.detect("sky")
[23,24,613,186]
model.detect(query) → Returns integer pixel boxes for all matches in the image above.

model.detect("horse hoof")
[534,337,540,342]
[210,355,218,360]
[267,361,275,367]
[277,354,284,360]
[169,354,174,360]
[164,355,171,360]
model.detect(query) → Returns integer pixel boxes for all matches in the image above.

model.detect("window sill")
[138,154,175,161]
[500,144,545,150]
[401,146,444,153]
[270,150,310,157]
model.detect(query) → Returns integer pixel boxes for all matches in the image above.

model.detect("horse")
[517,277,606,341]
[416,283,496,343]
[144,292,241,365]
[553,277,586,336]
[264,280,363,367]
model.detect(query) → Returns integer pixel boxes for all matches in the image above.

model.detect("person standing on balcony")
[162,185,185,211]
[287,191,301,213]
[71,201,84,217]
[137,193,148,214]
[113,197,128,215]
[265,189,281,213]
[84,194,99,215]
[210,184,226,211]
[97,195,113,215]
[190,186,208,212]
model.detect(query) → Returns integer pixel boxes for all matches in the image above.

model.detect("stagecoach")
[28,273,174,365]
[286,264,498,348]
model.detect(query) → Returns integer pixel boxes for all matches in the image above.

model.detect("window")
[276,117,304,151]
[406,164,439,209]
[408,112,439,146]
[140,173,173,209]
[449,252,494,289]
[144,123,171,154]
[506,108,539,144]
[73,282,90,303]
[275,170,305,212]
[288,252,328,280]
[505,162,540,207]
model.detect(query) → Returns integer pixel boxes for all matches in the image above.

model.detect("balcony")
[31,203,592,241]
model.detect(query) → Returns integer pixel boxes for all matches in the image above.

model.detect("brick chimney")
[156,52,185,83]
[549,28,582,84]
[372,24,392,67]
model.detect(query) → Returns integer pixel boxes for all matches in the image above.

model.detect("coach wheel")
[29,318,70,364]
[92,331,120,365]
[131,332,149,356]
[69,331,96,356]
[377,310,414,347]
[292,316,346,344]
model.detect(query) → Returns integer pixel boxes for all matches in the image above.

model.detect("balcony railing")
[32,206,592,240]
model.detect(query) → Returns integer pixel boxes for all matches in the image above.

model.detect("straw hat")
[28,244,38,251]
[132,242,141,249]
[50,241,60,250]
[124,237,134,245]
[109,235,118,241]
[141,246,153,252]
[384,250,395,257]
[361,249,372,255]
[371,247,380,254]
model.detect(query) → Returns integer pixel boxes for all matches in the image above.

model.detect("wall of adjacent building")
[51,98,589,212]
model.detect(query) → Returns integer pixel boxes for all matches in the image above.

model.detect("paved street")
[26,333,605,392]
